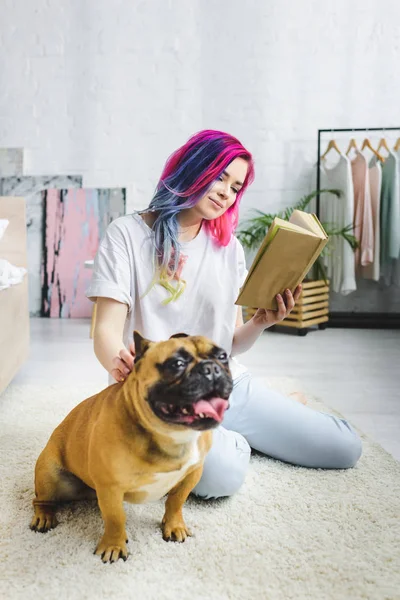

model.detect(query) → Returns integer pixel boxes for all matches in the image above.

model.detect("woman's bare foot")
[289,391,307,405]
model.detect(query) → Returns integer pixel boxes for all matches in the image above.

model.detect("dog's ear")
[133,330,153,362]
[169,333,190,339]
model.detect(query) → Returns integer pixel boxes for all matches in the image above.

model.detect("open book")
[235,209,329,311]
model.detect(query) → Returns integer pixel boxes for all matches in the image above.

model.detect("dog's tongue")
[193,397,228,422]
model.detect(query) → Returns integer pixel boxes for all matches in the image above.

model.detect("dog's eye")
[173,359,186,369]
[218,352,228,361]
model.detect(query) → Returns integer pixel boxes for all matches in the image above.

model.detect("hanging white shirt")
[319,154,357,295]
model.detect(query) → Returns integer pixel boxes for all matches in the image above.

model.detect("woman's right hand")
[111,342,136,383]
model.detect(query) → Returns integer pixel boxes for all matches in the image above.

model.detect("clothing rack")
[316,127,400,329]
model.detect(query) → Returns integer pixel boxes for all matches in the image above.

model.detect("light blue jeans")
[193,372,362,499]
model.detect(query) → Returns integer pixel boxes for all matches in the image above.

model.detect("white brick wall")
[1,0,400,218]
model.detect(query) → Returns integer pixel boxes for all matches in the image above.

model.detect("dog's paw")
[162,519,192,542]
[94,537,128,563]
[30,511,58,533]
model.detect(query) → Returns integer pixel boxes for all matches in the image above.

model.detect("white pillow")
[0,258,27,291]
[0,219,9,241]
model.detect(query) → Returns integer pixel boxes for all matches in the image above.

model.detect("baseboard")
[328,312,400,328]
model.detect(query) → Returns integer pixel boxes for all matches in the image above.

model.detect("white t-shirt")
[86,212,249,381]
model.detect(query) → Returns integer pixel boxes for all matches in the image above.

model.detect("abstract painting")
[0,175,83,315]
[41,188,126,318]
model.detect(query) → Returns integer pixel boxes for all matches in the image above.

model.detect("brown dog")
[30,331,232,562]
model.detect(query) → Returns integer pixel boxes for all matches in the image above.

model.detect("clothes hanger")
[320,137,342,160]
[376,132,390,156]
[345,137,358,155]
[361,137,385,162]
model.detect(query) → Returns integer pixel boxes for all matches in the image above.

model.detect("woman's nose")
[218,183,230,198]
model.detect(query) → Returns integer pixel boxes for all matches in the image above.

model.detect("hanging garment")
[350,151,374,268]
[319,154,357,295]
[379,151,400,284]
[392,148,400,286]
[361,157,382,281]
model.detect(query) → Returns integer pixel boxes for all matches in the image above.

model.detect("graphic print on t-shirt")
[167,247,188,281]
[157,247,188,304]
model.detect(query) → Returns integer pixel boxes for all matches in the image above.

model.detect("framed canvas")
[0,175,83,315]
[41,187,126,318]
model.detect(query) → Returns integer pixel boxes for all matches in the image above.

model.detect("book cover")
[235,211,328,311]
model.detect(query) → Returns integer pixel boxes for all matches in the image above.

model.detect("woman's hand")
[111,342,136,383]
[252,284,302,329]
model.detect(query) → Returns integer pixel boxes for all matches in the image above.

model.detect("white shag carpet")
[0,379,399,600]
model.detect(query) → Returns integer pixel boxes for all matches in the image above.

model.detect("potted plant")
[236,189,359,335]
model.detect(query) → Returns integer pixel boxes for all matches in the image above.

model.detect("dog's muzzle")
[148,359,233,430]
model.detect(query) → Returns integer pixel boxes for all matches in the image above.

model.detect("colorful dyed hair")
[140,129,255,304]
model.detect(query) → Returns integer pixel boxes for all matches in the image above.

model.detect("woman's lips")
[209,197,223,209]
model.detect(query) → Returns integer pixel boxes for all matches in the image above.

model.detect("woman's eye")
[232,188,239,194]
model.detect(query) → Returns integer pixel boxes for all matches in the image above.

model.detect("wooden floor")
[11,318,400,461]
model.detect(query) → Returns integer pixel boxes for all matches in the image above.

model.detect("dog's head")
[129,331,233,432]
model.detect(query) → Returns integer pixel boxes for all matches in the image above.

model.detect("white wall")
[2,0,400,216]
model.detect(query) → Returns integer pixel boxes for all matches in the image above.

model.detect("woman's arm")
[231,307,265,356]
[231,285,302,357]
[93,297,135,382]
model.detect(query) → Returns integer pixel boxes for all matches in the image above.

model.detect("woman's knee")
[219,443,251,497]
[326,418,362,469]
[193,431,251,500]
[291,417,363,470]
[335,429,362,469]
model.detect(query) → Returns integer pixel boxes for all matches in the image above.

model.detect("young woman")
[86,129,362,500]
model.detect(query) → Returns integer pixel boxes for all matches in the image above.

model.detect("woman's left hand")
[252,284,302,329]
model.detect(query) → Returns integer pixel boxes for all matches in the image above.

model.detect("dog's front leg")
[94,485,128,563]
[162,465,203,542]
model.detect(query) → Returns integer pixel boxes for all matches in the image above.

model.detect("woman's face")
[193,157,249,220]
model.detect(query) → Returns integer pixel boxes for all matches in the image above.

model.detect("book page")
[311,213,328,238]
[289,210,326,238]
[274,216,318,236]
